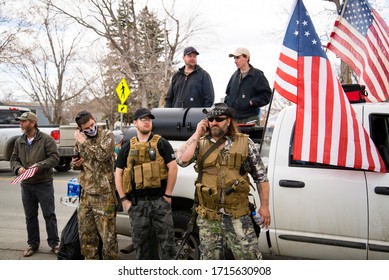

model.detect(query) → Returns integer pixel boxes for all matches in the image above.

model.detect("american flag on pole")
[327,0,389,102]
[274,0,385,172]
[11,166,38,184]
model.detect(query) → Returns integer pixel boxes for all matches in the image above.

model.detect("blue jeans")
[21,180,59,249]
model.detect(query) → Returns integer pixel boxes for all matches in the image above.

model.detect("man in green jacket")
[10,111,60,257]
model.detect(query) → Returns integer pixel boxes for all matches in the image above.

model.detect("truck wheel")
[150,210,200,260]
[54,157,71,172]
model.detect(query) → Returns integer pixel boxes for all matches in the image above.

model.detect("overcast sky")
[1,0,388,103]
[141,0,388,103]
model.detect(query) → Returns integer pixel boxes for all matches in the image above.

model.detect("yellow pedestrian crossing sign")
[118,104,127,113]
[116,78,130,104]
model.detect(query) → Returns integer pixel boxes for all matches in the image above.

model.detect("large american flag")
[327,0,389,102]
[274,0,385,172]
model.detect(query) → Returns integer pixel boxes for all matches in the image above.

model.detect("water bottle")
[252,211,262,226]
[67,178,80,197]
[252,211,269,232]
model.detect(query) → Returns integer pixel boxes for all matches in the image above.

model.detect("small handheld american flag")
[11,166,38,184]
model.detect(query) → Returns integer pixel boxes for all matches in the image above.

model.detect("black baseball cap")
[133,108,155,120]
[183,46,199,56]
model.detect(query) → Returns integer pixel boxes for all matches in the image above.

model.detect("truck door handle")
[279,180,305,188]
[375,187,389,195]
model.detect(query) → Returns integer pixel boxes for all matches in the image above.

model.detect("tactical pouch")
[195,183,216,209]
[196,205,221,221]
[133,165,143,188]
[138,146,146,162]
[122,167,132,193]
[142,162,152,187]
[142,162,161,188]
[223,179,250,207]
[201,186,216,209]
[151,162,161,185]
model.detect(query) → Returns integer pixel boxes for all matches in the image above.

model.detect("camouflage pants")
[78,191,119,260]
[128,197,176,260]
[197,214,262,260]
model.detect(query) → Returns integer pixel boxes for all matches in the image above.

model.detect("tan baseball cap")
[15,112,38,122]
[228,47,251,58]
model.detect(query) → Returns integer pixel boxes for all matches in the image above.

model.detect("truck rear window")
[0,110,24,124]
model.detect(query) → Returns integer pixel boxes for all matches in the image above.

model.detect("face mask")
[83,124,98,137]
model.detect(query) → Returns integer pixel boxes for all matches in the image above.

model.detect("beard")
[21,125,33,134]
[211,124,228,138]
[138,127,151,135]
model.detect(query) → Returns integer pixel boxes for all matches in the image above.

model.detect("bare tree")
[49,0,206,112]
[0,1,34,64]
[7,3,97,124]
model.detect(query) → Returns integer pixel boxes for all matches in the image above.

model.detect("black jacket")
[165,65,215,108]
[225,64,272,119]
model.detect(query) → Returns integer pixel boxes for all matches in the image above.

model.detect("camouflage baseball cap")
[16,112,38,122]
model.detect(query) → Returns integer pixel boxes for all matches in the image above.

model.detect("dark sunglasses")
[208,117,227,123]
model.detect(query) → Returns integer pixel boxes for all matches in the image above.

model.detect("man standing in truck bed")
[165,46,215,108]
[176,103,270,260]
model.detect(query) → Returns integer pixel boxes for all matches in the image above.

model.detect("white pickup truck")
[0,105,71,172]
[259,102,389,260]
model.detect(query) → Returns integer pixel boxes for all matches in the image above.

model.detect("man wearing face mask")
[72,110,119,260]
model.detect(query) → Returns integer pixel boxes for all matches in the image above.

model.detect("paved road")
[0,161,135,260]
[0,161,289,261]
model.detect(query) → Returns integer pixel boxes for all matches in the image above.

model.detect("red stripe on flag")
[275,0,385,172]
[11,166,38,184]
[327,3,389,103]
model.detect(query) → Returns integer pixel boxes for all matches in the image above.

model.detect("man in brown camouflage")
[72,110,118,260]
[177,103,271,260]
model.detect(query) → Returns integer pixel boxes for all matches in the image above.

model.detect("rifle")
[175,209,197,259]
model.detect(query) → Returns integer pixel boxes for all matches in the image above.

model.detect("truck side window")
[289,115,389,173]
[288,123,318,168]
[288,124,351,170]
[370,114,389,171]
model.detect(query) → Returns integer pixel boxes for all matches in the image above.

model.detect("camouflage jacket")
[74,127,115,195]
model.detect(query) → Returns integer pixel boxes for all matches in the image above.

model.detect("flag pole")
[258,88,275,154]
[339,0,349,17]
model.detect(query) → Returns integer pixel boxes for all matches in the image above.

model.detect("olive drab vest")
[122,134,168,193]
[195,133,251,220]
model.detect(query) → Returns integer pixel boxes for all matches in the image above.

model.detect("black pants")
[21,180,59,250]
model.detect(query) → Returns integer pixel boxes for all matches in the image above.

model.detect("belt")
[135,195,161,201]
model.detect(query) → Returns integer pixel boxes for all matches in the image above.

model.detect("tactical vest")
[122,134,168,193]
[195,133,251,220]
